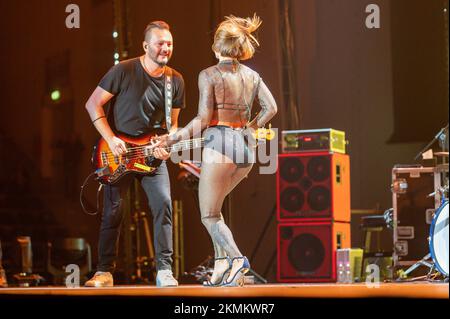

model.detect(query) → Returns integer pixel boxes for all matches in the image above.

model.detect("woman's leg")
[221,164,253,285]
[227,164,253,194]
[200,148,245,284]
[199,148,242,258]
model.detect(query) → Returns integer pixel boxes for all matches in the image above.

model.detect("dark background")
[0,0,448,283]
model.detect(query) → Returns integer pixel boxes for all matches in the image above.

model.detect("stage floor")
[0,282,448,299]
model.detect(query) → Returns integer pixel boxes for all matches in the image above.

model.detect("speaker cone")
[281,187,305,212]
[288,233,325,273]
[307,156,330,182]
[308,186,331,211]
[281,158,304,183]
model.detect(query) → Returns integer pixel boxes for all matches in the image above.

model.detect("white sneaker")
[156,269,178,287]
[84,271,113,287]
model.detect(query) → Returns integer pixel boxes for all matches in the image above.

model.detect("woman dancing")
[159,14,277,286]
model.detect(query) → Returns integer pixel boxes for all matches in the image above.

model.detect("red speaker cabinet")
[277,221,351,282]
[277,152,350,222]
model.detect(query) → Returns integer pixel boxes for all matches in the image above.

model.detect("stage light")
[114,53,119,59]
[114,60,119,65]
[50,90,61,101]
[112,31,118,38]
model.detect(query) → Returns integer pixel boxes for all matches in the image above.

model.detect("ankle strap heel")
[223,256,250,287]
[203,256,232,287]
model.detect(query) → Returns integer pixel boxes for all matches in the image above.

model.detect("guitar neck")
[169,138,204,153]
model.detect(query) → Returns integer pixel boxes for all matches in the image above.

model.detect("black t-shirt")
[98,57,185,136]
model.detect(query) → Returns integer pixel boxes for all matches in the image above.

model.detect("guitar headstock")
[252,123,276,141]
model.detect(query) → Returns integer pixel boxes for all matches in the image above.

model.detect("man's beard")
[148,50,171,67]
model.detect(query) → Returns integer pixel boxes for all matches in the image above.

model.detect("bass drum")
[429,201,449,277]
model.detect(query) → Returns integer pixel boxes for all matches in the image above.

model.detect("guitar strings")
[101,144,205,163]
[103,138,205,158]
[101,144,205,162]
[103,143,205,161]
[102,138,204,156]
[102,137,204,152]
[100,139,205,162]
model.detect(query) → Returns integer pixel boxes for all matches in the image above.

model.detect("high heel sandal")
[202,257,232,287]
[223,256,250,287]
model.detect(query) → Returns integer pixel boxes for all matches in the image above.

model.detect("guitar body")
[92,129,165,185]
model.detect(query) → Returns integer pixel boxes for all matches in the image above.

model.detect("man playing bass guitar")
[84,20,184,287]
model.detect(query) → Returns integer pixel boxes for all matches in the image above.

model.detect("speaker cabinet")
[277,152,350,222]
[277,222,351,282]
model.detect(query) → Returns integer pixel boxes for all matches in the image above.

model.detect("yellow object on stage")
[253,124,276,141]
[282,128,347,154]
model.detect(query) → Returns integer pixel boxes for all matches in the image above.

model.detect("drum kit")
[401,125,449,281]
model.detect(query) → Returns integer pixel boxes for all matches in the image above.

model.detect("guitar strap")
[164,67,173,132]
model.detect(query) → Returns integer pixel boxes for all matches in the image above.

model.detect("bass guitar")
[92,129,204,184]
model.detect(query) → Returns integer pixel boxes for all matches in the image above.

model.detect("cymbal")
[435,152,449,157]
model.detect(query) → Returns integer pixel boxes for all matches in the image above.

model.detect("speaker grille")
[299,176,313,191]
[307,156,330,182]
[278,153,349,221]
[280,187,304,212]
[288,233,325,273]
[280,158,304,183]
[307,186,331,212]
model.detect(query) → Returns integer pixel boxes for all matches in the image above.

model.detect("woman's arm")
[167,70,214,145]
[247,79,278,130]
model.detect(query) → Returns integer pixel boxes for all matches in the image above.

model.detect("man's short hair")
[143,21,170,41]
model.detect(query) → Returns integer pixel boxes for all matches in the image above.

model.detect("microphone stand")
[414,124,449,161]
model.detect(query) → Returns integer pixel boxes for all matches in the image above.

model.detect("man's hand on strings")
[107,136,127,157]
[151,135,171,160]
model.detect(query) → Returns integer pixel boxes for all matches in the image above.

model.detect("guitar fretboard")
[169,138,204,152]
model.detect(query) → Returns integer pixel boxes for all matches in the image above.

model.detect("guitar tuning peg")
[266,123,275,141]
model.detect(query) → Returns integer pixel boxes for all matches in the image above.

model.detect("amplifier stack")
[277,128,351,282]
